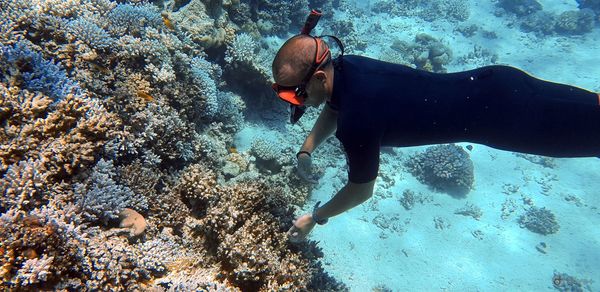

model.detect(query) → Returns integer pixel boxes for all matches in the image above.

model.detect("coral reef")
[371,0,470,22]
[0,0,344,290]
[0,207,81,288]
[498,1,596,36]
[75,159,148,224]
[555,9,596,35]
[172,164,344,290]
[497,0,542,16]
[405,144,474,195]
[0,84,118,206]
[518,207,560,235]
[250,138,290,173]
[388,34,453,73]
[1,41,82,101]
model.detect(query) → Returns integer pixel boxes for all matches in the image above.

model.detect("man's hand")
[288,213,317,243]
[297,152,318,184]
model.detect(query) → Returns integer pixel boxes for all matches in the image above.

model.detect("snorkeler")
[272,10,600,242]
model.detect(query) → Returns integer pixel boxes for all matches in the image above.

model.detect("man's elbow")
[346,179,376,203]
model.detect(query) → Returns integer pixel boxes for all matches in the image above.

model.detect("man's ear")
[313,71,327,82]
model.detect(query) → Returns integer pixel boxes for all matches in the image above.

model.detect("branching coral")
[105,3,163,38]
[518,207,560,235]
[66,18,114,50]
[0,205,83,289]
[250,138,288,173]
[1,41,82,100]
[0,160,45,212]
[0,84,119,183]
[75,159,148,224]
[126,101,198,165]
[170,0,236,49]
[172,164,341,291]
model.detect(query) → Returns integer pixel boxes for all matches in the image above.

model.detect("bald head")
[272,35,329,85]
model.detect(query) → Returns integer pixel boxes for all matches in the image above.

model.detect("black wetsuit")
[329,55,600,183]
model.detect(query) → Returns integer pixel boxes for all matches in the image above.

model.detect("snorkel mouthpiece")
[290,105,307,124]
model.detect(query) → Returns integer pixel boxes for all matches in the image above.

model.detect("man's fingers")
[298,169,318,184]
[298,169,316,184]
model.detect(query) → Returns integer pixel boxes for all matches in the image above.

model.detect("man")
[271,34,600,243]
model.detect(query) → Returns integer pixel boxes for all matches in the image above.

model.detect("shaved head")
[272,35,329,85]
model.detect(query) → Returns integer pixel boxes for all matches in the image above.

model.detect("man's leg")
[468,66,600,157]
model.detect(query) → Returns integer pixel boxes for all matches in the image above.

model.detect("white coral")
[15,255,54,285]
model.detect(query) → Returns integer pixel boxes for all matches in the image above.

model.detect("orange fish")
[162,13,175,30]
[137,91,154,102]
[229,147,238,154]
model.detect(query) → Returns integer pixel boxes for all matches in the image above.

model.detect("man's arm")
[299,104,338,153]
[287,179,376,242]
[313,179,375,220]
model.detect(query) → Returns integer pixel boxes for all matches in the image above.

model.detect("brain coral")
[405,144,475,196]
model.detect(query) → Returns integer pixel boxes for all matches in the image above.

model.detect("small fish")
[87,61,111,74]
[136,90,154,102]
[23,248,38,259]
[161,12,175,30]
[229,146,238,154]
[466,145,473,151]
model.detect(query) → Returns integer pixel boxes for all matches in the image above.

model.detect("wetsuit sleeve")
[342,139,380,183]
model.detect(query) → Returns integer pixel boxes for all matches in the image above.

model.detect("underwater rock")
[535,241,547,254]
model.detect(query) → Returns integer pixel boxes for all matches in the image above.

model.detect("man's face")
[272,37,330,108]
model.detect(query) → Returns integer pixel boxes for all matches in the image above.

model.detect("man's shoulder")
[340,55,411,74]
[340,54,377,65]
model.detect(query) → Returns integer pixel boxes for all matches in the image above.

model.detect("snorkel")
[290,9,323,124]
[273,9,344,124]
